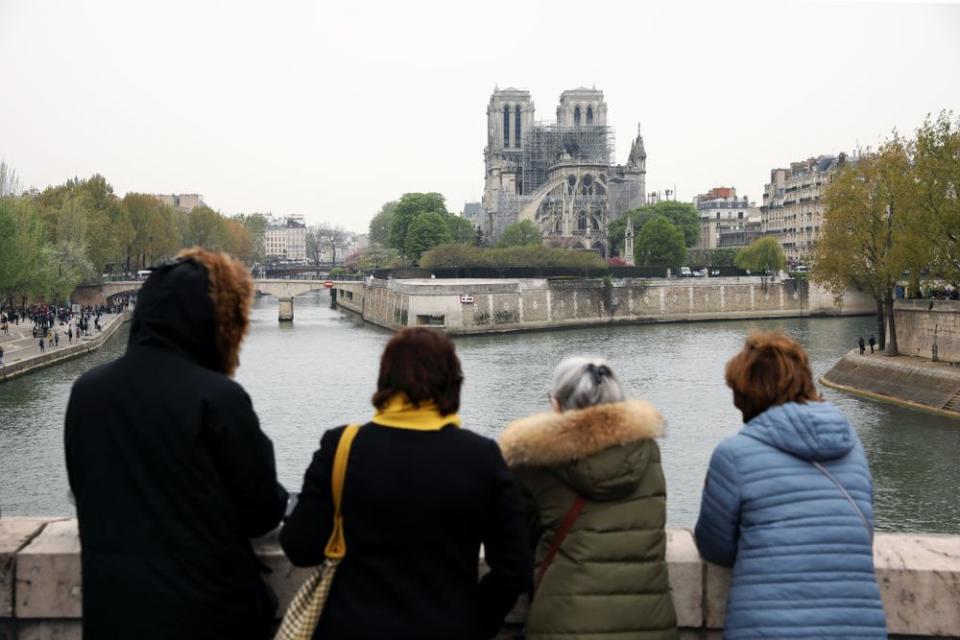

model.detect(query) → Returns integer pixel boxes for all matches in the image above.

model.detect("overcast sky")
[1,0,958,232]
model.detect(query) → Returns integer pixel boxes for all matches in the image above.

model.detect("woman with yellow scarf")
[280,328,532,639]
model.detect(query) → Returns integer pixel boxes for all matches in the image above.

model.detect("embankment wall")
[894,300,960,363]
[0,519,957,639]
[334,278,873,334]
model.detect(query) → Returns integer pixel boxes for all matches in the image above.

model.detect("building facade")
[480,87,647,256]
[693,187,761,250]
[264,214,307,262]
[760,154,847,262]
[153,193,205,212]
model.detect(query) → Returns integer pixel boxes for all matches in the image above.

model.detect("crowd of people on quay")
[0,296,134,360]
[62,248,889,640]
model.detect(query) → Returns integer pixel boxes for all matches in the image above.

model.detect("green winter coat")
[499,400,678,640]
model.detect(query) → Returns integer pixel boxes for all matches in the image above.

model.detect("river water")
[2,291,958,533]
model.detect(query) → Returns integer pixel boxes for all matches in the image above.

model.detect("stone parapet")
[1,519,958,639]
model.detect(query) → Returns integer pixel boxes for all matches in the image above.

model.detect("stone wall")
[1,519,957,639]
[894,300,960,363]
[333,278,874,335]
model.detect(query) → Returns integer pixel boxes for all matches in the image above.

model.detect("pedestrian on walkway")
[68,327,73,344]
[65,247,287,640]
[38,337,45,352]
[869,335,876,353]
[858,336,865,355]
[54,331,60,347]
[0,346,4,367]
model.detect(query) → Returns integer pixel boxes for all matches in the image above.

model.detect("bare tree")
[0,161,22,197]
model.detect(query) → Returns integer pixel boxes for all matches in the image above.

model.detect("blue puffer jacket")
[694,401,887,639]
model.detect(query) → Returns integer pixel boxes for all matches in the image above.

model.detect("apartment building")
[693,186,761,250]
[760,154,847,262]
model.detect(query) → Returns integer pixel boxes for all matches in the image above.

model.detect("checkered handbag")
[274,424,360,640]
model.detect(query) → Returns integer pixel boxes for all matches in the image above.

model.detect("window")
[514,107,521,148]
[577,211,587,231]
[417,314,445,326]
[738,211,744,219]
[503,105,510,147]
[592,216,600,230]
[586,105,593,124]
[574,106,581,127]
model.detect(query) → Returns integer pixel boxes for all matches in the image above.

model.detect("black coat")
[280,423,533,639]
[64,259,288,640]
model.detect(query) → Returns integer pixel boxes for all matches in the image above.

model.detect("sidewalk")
[0,313,127,381]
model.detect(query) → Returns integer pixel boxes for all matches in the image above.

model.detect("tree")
[0,161,22,197]
[369,201,396,247]
[185,205,225,249]
[814,141,915,354]
[389,193,447,256]
[405,212,453,261]
[447,215,475,245]
[236,213,268,264]
[735,237,786,278]
[498,220,543,248]
[911,111,960,287]
[609,201,700,255]
[635,216,686,267]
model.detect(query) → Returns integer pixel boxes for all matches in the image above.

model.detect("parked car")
[680,266,692,277]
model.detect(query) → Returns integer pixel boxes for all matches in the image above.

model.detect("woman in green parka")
[499,357,678,640]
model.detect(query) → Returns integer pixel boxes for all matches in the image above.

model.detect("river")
[2,291,958,532]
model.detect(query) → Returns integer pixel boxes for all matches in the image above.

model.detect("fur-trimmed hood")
[499,400,665,500]
[129,247,252,376]
[499,399,664,468]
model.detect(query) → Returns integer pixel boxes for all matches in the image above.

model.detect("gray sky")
[1,0,958,232]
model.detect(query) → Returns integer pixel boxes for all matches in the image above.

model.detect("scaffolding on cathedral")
[520,125,615,196]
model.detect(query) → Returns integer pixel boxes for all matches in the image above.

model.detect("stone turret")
[627,123,647,170]
[624,216,636,266]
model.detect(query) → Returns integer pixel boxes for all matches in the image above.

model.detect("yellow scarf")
[372,394,461,431]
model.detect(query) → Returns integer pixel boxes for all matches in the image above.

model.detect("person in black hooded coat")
[64,248,288,640]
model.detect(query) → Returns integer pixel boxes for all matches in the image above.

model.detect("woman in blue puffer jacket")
[695,331,887,639]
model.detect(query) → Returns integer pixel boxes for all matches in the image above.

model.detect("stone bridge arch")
[71,281,143,306]
[254,279,338,321]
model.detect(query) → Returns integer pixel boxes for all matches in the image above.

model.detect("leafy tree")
[447,215,475,245]
[185,205,225,249]
[406,212,453,261]
[814,140,915,354]
[389,192,447,256]
[498,220,543,247]
[236,213,268,263]
[369,201,396,247]
[609,201,700,255]
[911,111,960,286]
[735,237,786,273]
[635,216,686,267]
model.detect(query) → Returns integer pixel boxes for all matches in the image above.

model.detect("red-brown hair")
[176,247,253,377]
[725,331,821,423]
[372,328,464,416]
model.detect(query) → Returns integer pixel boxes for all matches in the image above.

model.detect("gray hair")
[550,356,625,411]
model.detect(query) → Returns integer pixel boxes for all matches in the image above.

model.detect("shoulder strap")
[324,424,361,559]
[811,460,873,542]
[534,495,587,593]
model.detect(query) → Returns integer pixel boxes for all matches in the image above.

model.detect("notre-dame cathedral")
[477,87,647,256]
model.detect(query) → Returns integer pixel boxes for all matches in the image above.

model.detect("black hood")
[128,259,220,372]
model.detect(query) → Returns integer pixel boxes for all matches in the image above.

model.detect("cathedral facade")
[479,87,646,256]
